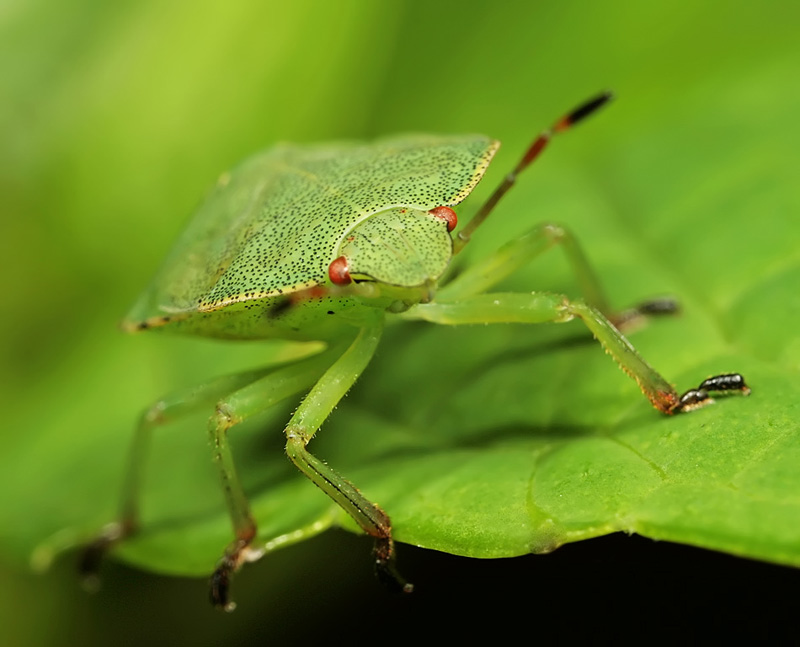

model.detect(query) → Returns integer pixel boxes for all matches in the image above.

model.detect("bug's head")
[326,206,457,290]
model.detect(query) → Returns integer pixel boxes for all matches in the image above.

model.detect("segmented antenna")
[455,91,613,253]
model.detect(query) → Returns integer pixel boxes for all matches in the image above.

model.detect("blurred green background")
[2,0,799,644]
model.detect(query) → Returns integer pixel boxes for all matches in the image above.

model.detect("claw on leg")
[373,535,414,594]
[612,296,681,332]
[210,554,237,612]
[209,538,260,612]
[672,373,751,414]
[78,521,134,592]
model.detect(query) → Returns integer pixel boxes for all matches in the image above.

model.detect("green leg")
[208,322,412,611]
[281,321,414,596]
[403,292,749,413]
[193,345,349,611]
[79,364,284,585]
[80,347,340,599]
[439,222,677,327]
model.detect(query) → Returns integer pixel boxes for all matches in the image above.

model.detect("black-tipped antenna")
[454,91,613,253]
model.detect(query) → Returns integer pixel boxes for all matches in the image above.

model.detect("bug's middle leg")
[441,222,677,327]
[78,364,288,587]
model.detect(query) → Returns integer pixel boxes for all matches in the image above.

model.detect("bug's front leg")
[282,322,413,594]
[441,222,677,330]
[203,347,347,611]
[403,293,749,414]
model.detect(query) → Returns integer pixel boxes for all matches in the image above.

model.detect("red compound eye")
[328,255,352,285]
[429,206,457,232]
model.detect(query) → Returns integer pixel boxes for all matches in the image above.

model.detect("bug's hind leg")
[282,323,413,594]
[441,221,678,330]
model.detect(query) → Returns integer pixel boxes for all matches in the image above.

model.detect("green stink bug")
[81,92,750,610]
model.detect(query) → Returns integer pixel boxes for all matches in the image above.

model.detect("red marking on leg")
[328,256,352,285]
[653,389,681,414]
[429,206,458,232]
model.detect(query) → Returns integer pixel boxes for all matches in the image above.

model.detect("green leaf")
[26,84,800,579]
[3,0,799,594]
